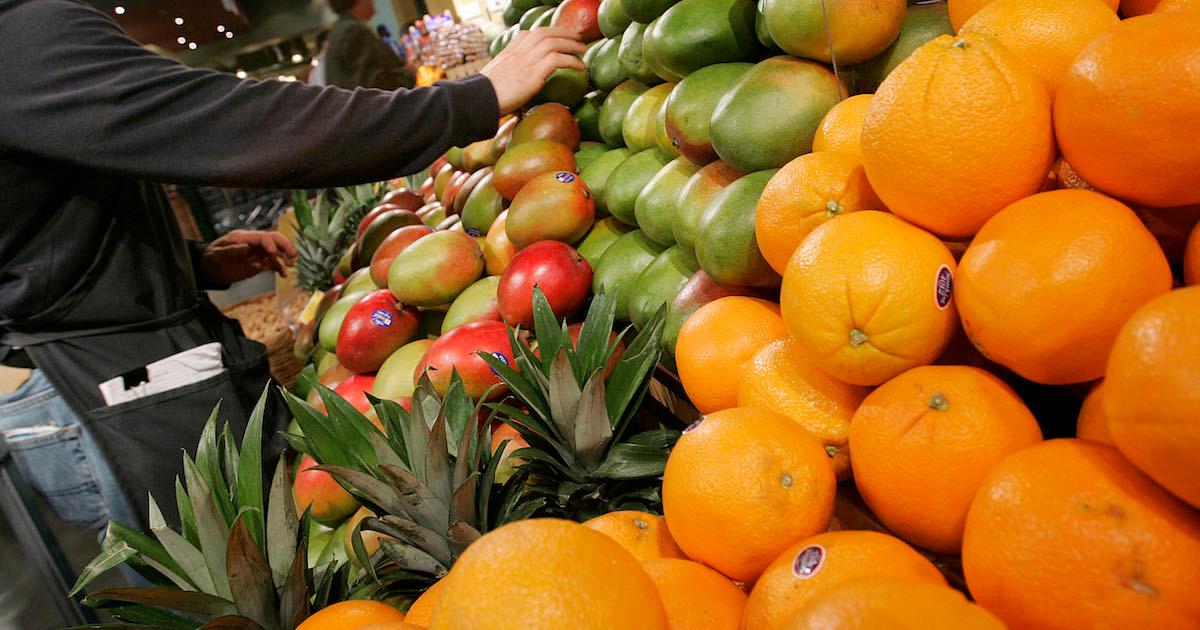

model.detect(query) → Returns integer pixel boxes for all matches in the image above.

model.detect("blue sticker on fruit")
[555,172,576,184]
[935,265,953,310]
[792,545,826,580]
[371,309,393,328]
[466,227,482,237]
[488,352,511,376]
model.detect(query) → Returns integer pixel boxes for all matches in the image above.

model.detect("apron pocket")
[86,369,235,525]
[4,424,107,529]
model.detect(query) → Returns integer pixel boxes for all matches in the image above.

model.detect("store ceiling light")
[177,36,186,44]
[188,42,197,50]
[174,17,184,25]
[217,25,226,33]
[114,6,125,14]
[225,31,234,38]
[236,70,248,78]
[291,53,304,63]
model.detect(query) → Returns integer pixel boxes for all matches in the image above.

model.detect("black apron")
[0,182,288,529]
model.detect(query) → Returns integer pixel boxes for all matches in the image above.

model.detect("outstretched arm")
[0,2,581,189]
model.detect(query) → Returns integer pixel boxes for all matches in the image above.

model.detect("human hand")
[480,27,587,115]
[200,229,298,285]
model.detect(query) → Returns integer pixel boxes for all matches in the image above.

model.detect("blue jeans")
[0,370,137,530]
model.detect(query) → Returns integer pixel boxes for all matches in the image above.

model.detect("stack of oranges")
[659,5,1200,630]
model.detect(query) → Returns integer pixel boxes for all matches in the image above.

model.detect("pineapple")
[481,289,679,521]
[282,373,537,598]
[71,391,355,629]
[290,184,382,293]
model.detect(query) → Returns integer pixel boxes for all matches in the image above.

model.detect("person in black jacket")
[324,0,416,90]
[0,0,585,530]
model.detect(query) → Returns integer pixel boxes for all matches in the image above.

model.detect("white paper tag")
[98,342,225,407]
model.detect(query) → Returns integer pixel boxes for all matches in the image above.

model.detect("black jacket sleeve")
[325,18,416,91]
[0,0,498,189]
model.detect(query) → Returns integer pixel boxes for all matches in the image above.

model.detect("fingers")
[530,35,588,58]
[271,232,299,261]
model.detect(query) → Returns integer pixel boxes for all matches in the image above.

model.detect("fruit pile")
[73,0,1200,626]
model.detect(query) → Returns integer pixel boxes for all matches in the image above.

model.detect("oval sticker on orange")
[935,265,953,310]
[792,544,826,579]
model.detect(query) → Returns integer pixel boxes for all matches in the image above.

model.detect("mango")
[710,55,843,172]
[589,37,629,92]
[623,82,675,152]
[461,172,507,237]
[605,148,673,226]
[575,91,607,143]
[511,103,582,150]
[634,156,702,245]
[507,171,596,248]
[574,216,635,267]
[644,0,762,78]
[388,231,485,307]
[618,22,663,84]
[579,147,634,214]
[598,0,633,38]
[628,245,700,329]
[443,276,503,333]
[663,62,753,164]
[598,79,649,145]
[592,230,668,321]
[695,168,780,288]
[575,141,611,170]
[493,139,578,200]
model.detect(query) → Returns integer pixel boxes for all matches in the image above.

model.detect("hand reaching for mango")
[480,27,587,115]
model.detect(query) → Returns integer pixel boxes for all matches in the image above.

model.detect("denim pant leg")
[0,370,138,530]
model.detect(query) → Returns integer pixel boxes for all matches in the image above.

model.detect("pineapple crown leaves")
[478,288,681,518]
[280,374,539,596]
[71,388,351,630]
[290,184,383,292]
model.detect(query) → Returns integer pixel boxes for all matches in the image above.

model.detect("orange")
[403,579,443,627]
[297,600,407,630]
[359,624,424,630]
[583,511,684,561]
[1154,0,1200,11]
[742,531,947,630]
[849,365,1043,554]
[951,0,1117,28]
[861,33,1055,239]
[736,338,871,479]
[429,519,667,629]
[1075,381,1113,445]
[963,439,1200,628]
[811,95,873,158]
[641,558,747,630]
[959,0,1119,97]
[780,211,959,387]
[1054,14,1200,208]
[662,407,836,582]
[956,190,1173,384]
[779,577,1005,630]
[1104,287,1200,508]
[1186,221,1200,285]
[1120,0,1160,15]
[675,297,790,413]
[755,152,886,276]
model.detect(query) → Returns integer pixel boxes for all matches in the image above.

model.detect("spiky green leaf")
[226,514,279,630]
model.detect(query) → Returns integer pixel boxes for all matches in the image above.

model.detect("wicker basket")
[221,291,306,391]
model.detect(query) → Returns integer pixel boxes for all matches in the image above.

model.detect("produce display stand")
[57,0,1200,625]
